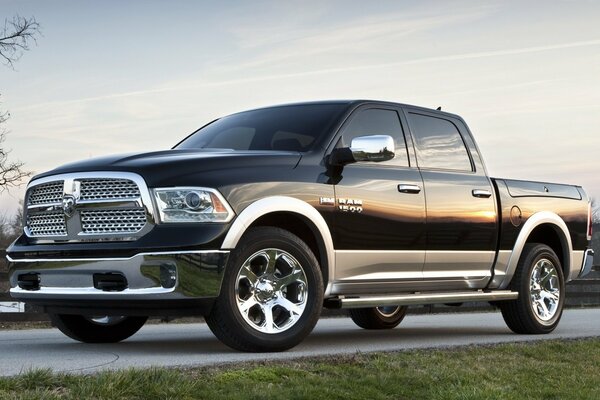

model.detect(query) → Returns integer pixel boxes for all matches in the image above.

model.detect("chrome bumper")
[579,249,595,278]
[7,250,229,301]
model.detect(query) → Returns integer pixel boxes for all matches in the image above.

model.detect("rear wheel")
[349,305,408,329]
[500,243,564,334]
[49,314,148,343]
[205,227,323,352]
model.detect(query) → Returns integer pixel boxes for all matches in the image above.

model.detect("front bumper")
[7,250,229,315]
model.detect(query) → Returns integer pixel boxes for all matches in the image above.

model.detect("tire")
[205,227,324,352]
[49,314,148,343]
[499,243,565,334]
[349,305,408,329]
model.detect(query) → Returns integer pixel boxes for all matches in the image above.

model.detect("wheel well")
[247,212,328,284]
[525,223,567,273]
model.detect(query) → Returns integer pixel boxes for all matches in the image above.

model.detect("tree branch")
[0,15,41,68]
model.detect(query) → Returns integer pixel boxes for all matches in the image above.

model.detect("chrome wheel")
[376,306,401,318]
[529,258,560,322]
[235,248,308,334]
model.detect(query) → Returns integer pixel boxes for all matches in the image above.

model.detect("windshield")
[175,104,348,152]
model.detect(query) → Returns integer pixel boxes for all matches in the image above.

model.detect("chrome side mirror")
[350,135,395,162]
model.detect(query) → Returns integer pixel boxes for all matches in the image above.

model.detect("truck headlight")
[152,187,234,223]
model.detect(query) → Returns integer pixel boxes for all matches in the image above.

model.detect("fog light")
[160,264,177,288]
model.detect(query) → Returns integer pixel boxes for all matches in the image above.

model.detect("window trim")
[327,105,414,169]
[403,110,476,173]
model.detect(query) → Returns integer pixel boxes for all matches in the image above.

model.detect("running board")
[324,290,519,309]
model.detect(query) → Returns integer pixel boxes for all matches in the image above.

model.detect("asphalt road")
[1,308,599,377]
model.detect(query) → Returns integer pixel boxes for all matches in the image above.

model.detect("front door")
[329,106,427,294]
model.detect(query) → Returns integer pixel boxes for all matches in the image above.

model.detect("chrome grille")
[24,173,152,241]
[26,211,67,236]
[79,178,140,201]
[27,181,64,206]
[81,208,147,234]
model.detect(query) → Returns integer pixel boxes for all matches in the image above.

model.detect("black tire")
[49,314,148,343]
[205,227,324,352]
[349,305,408,329]
[499,243,565,334]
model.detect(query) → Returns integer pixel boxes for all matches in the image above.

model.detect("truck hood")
[32,149,302,187]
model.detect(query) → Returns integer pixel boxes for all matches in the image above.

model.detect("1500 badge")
[338,198,363,213]
[319,197,363,212]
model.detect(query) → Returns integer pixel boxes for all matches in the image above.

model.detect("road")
[1,309,599,376]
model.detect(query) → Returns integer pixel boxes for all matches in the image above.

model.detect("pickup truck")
[6,100,594,352]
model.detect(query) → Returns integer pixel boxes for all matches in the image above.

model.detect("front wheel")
[205,227,324,352]
[49,314,148,343]
[349,305,408,329]
[499,243,565,334]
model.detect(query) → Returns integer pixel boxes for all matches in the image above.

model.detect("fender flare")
[498,211,573,289]
[221,196,335,295]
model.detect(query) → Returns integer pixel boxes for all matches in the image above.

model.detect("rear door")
[403,108,497,290]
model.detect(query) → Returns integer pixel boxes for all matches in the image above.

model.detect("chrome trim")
[337,290,518,308]
[398,184,422,194]
[472,189,492,198]
[6,249,228,263]
[151,186,235,224]
[335,250,494,286]
[423,250,494,282]
[220,196,336,296]
[579,249,594,278]
[23,172,155,242]
[350,135,395,162]
[335,250,424,281]
[8,250,229,300]
[498,211,573,289]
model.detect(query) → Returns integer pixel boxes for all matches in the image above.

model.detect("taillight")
[588,202,593,241]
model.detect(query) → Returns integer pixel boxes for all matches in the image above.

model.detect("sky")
[1,0,599,215]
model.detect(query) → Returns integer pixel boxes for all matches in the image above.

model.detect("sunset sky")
[1,0,599,215]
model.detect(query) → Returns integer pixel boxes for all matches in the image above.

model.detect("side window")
[407,113,472,171]
[340,108,409,167]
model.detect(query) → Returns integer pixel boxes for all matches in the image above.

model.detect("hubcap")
[235,248,308,334]
[529,258,560,322]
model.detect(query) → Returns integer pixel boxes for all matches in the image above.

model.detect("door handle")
[398,184,422,194]
[472,189,492,198]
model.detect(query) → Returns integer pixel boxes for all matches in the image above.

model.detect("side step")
[324,290,519,309]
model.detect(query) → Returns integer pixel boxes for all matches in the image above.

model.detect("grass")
[0,338,598,399]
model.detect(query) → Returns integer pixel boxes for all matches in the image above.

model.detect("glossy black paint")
[8,100,589,265]
[494,179,589,252]
[8,223,231,259]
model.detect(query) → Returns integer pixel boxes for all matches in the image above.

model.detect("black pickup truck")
[6,100,594,351]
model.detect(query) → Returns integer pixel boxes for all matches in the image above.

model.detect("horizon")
[1,0,600,215]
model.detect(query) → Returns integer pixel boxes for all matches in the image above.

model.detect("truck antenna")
[436,106,442,111]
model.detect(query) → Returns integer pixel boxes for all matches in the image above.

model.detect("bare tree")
[0,15,40,67]
[0,15,40,193]
[0,110,30,192]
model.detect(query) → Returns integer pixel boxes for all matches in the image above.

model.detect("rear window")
[407,113,472,171]
[176,104,348,152]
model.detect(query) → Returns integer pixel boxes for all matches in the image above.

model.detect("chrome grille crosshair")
[24,172,154,242]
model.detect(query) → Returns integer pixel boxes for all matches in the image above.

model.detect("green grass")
[0,338,599,399]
